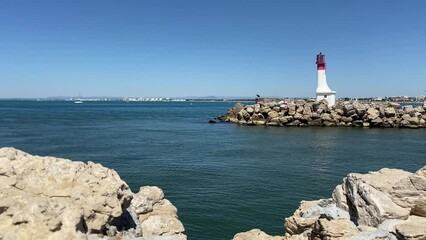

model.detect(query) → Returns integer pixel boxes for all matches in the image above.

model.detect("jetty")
[217,99,426,128]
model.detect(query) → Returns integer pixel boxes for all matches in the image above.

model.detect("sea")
[0,101,425,240]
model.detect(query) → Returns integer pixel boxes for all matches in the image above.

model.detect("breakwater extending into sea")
[218,99,426,128]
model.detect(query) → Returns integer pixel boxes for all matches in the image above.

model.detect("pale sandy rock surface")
[234,165,426,240]
[0,147,186,240]
[233,229,285,240]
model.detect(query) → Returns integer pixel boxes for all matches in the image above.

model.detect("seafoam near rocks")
[0,147,186,240]
[233,166,426,240]
[220,99,426,128]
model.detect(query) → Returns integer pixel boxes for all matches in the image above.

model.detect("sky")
[1,0,425,98]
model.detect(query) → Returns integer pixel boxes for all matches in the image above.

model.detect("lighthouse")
[316,52,336,106]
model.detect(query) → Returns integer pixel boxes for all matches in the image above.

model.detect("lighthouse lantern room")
[315,52,336,106]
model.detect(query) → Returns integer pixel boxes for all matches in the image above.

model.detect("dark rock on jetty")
[219,100,426,128]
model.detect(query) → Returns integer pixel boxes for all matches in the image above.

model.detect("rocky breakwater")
[219,100,426,128]
[0,147,186,240]
[233,165,426,240]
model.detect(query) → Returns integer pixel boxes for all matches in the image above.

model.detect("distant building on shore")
[316,52,336,106]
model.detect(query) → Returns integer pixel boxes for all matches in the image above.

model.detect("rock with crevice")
[0,147,186,240]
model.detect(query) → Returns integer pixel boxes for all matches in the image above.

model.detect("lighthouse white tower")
[316,52,336,106]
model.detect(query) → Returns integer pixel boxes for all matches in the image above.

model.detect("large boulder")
[310,219,358,240]
[285,199,349,236]
[403,105,415,116]
[233,103,245,115]
[395,215,426,240]
[384,107,396,118]
[353,101,367,117]
[0,147,186,240]
[235,165,426,240]
[343,168,412,227]
[366,108,380,120]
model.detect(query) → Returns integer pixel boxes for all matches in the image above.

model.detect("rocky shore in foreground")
[2,148,425,240]
[217,100,426,128]
[233,165,426,240]
[0,147,186,240]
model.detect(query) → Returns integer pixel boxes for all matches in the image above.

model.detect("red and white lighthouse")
[316,52,336,106]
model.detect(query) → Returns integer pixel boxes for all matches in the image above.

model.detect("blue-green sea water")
[0,101,425,239]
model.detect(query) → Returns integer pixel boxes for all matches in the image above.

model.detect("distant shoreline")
[0,98,424,104]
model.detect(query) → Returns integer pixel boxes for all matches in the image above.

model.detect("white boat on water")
[74,100,83,104]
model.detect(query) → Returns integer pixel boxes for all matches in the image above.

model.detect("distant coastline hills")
[0,95,424,103]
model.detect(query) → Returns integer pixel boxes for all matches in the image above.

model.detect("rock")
[233,103,245,116]
[331,112,342,121]
[403,105,415,116]
[343,168,412,227]
[343,103,354,115]
[395,216,426,240]
[390,166,426,214]
[269,116,281,123]
[260,106,272,116]
[279,116,293,124]
[414,106,425,114]
[131,186,164,214]
[353,120,363,127]
[254,104,261,113]
[320,113,333,121]
[296,106,304,114]
[399,119,411,127]
[302,106,312,116]
[371,117,383,126]
[388,102,401,109]
[252,113,266,122]
[141,215,185,236]
[235,165,426,240]
[332,185,348,211]
[267,101,278,108]
[353,101,367,117]
[322,121,335,127]
[295,99,306,106]
[240,110,251,121]
[268,111,279,119]
[311,219,358,240]
[285,199,349,236]
[341,117,353,123]
[285,200,321,235]
[384,107,396,118]
[308,118,322,126]
[288,102,297,115]
[233,229,285,240]
[209,118,219,123]
[367,108,380,120]
[246,107,254,114]
[294,112,304,120]
[0,147,186,239]
[287,120,301,126]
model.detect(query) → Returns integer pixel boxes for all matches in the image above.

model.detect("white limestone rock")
[233,229,285,240]
[0,147,186,240]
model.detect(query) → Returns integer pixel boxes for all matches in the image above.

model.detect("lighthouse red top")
[316,52,326,70]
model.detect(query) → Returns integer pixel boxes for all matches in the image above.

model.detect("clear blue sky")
[1,0,425,98]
